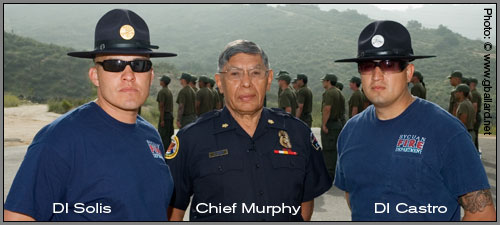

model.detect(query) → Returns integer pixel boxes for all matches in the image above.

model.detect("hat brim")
[335,55,435,63]
[67,49,177,58]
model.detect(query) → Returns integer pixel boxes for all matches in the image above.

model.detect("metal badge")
[120,24,135,40]
[209,149,229,158]
[371,34,384,48]
[222,123,229,128]
[278,130,292,149]
[268,119,274,124]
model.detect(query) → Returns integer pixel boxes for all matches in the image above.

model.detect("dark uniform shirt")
[177,86,196,116]
[210,88,219,109]
[348,90,364,118]
[278,87,298,116]
[196,87,214,116]
[296,85,313,116]
[448,89,457,114]
[322,87,345,121]
[457,99,475,130]
[411,82,426,99]
[470,89,482,113]
[157,86,173,113]
[165,107,332,221]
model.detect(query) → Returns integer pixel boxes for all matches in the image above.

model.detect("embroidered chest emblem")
[395,134,426,154]
[147,140,163,159]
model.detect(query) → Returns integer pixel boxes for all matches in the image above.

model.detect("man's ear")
[89,66,99,87]
[215,73,223,94]
[406,64,415,83]
[266,69,274,91]
[150,68,155,86]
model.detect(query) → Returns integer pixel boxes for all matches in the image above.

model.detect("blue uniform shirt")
[334,98,490,221]
[4,102,174,221]
[166,107,331,221]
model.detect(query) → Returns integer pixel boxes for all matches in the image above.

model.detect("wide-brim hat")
[68,9,176,58]
[335,20,435,63]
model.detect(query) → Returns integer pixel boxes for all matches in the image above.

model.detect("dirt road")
[4,104,60,147]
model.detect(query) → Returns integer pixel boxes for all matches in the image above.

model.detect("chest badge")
[278,130,292,149]
[147,140,163,159]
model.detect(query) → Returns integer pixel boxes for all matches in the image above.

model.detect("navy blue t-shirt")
[334,98,489,221]
[4,102,174,221]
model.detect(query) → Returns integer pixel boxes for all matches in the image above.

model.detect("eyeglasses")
[219,67,269,81]
[95,59,152,72]
[357,60,409,75]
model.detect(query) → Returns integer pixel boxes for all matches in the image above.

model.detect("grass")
[479,125,496,135]
[4,94,21,107]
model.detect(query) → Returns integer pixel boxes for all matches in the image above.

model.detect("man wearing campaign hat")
[177,73,197,128]
[4,9,176,221]
[158,75,174,149]
[320,73,345,180]
[295,73,313,127]
[448,70,463,114]
[410,71,426,99]
[334,20,494,221]
[348,76,364,118]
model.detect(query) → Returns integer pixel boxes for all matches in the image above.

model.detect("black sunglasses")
[96,59,152,72]
[357,60,409,75]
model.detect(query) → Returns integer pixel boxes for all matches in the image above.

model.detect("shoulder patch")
[310,132,321,151]
[165,136,180,159]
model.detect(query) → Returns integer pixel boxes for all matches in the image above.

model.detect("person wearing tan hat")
[334,20,494,221]
[4,9,177,221]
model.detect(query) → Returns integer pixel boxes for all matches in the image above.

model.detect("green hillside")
[4,4,496,123]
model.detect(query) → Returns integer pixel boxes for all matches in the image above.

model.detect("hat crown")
[94,9,155,51]
[357,20,414,59]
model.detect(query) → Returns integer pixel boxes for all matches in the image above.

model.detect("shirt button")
[258,191,264,196]
[255,164,260,168]
[218,165,223,171]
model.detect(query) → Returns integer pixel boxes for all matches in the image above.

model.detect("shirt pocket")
[270,153,307,198]
[388,152,423,194]
[193,150,244,202]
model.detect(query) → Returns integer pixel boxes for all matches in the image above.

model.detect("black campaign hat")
[335,20,435,63]
[68,9,176,58]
